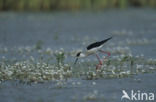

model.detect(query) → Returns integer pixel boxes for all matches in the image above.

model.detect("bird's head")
[74,51,82,65]
[76,51,82,57]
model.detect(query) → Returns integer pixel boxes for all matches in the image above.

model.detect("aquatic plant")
[83,90,98,101]
[35,40,43,50]
[54,50,65,68]
[55,80,67,88]
[0,46,156,83]
[0,57,72,83]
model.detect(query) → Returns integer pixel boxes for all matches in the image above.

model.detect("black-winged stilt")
[74,37,112,69]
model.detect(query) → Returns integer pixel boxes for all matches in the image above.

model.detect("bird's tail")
[101,37,112,44]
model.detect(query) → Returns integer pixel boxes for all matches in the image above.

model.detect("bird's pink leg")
[96,54,102,70]
[99,50,111,58]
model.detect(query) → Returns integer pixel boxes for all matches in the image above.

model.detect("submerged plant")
[83,90,98,101]
[54,50,65,68]
[35,40,43,50]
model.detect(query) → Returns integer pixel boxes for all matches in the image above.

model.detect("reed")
[92,0,108,10]
[42,0,51,10]
[0,0,3,10]
[16,0,26,11]
[149,0,156,7]
[119,0,128,8]
[0,0,156,11]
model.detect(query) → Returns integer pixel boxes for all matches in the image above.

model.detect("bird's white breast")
[86,45,103,55]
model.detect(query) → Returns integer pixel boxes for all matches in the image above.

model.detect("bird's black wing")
[86,37,112,50]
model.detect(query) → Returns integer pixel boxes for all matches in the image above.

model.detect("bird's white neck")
[79,52,87,58]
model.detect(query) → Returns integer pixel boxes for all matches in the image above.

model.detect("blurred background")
[0,0,156,11]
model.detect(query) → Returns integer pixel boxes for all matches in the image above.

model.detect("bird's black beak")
[74,58,78,65]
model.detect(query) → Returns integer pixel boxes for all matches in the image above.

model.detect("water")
[0,8,156,102]
[0,73,156,102]
[0,9,156,52]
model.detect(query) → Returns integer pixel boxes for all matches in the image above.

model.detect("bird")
[74,37,112,69]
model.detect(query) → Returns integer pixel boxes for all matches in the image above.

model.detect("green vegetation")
[0,46,156,83]
[0,0,156,11]
[35,40,43,50]
[54,50,65,68]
